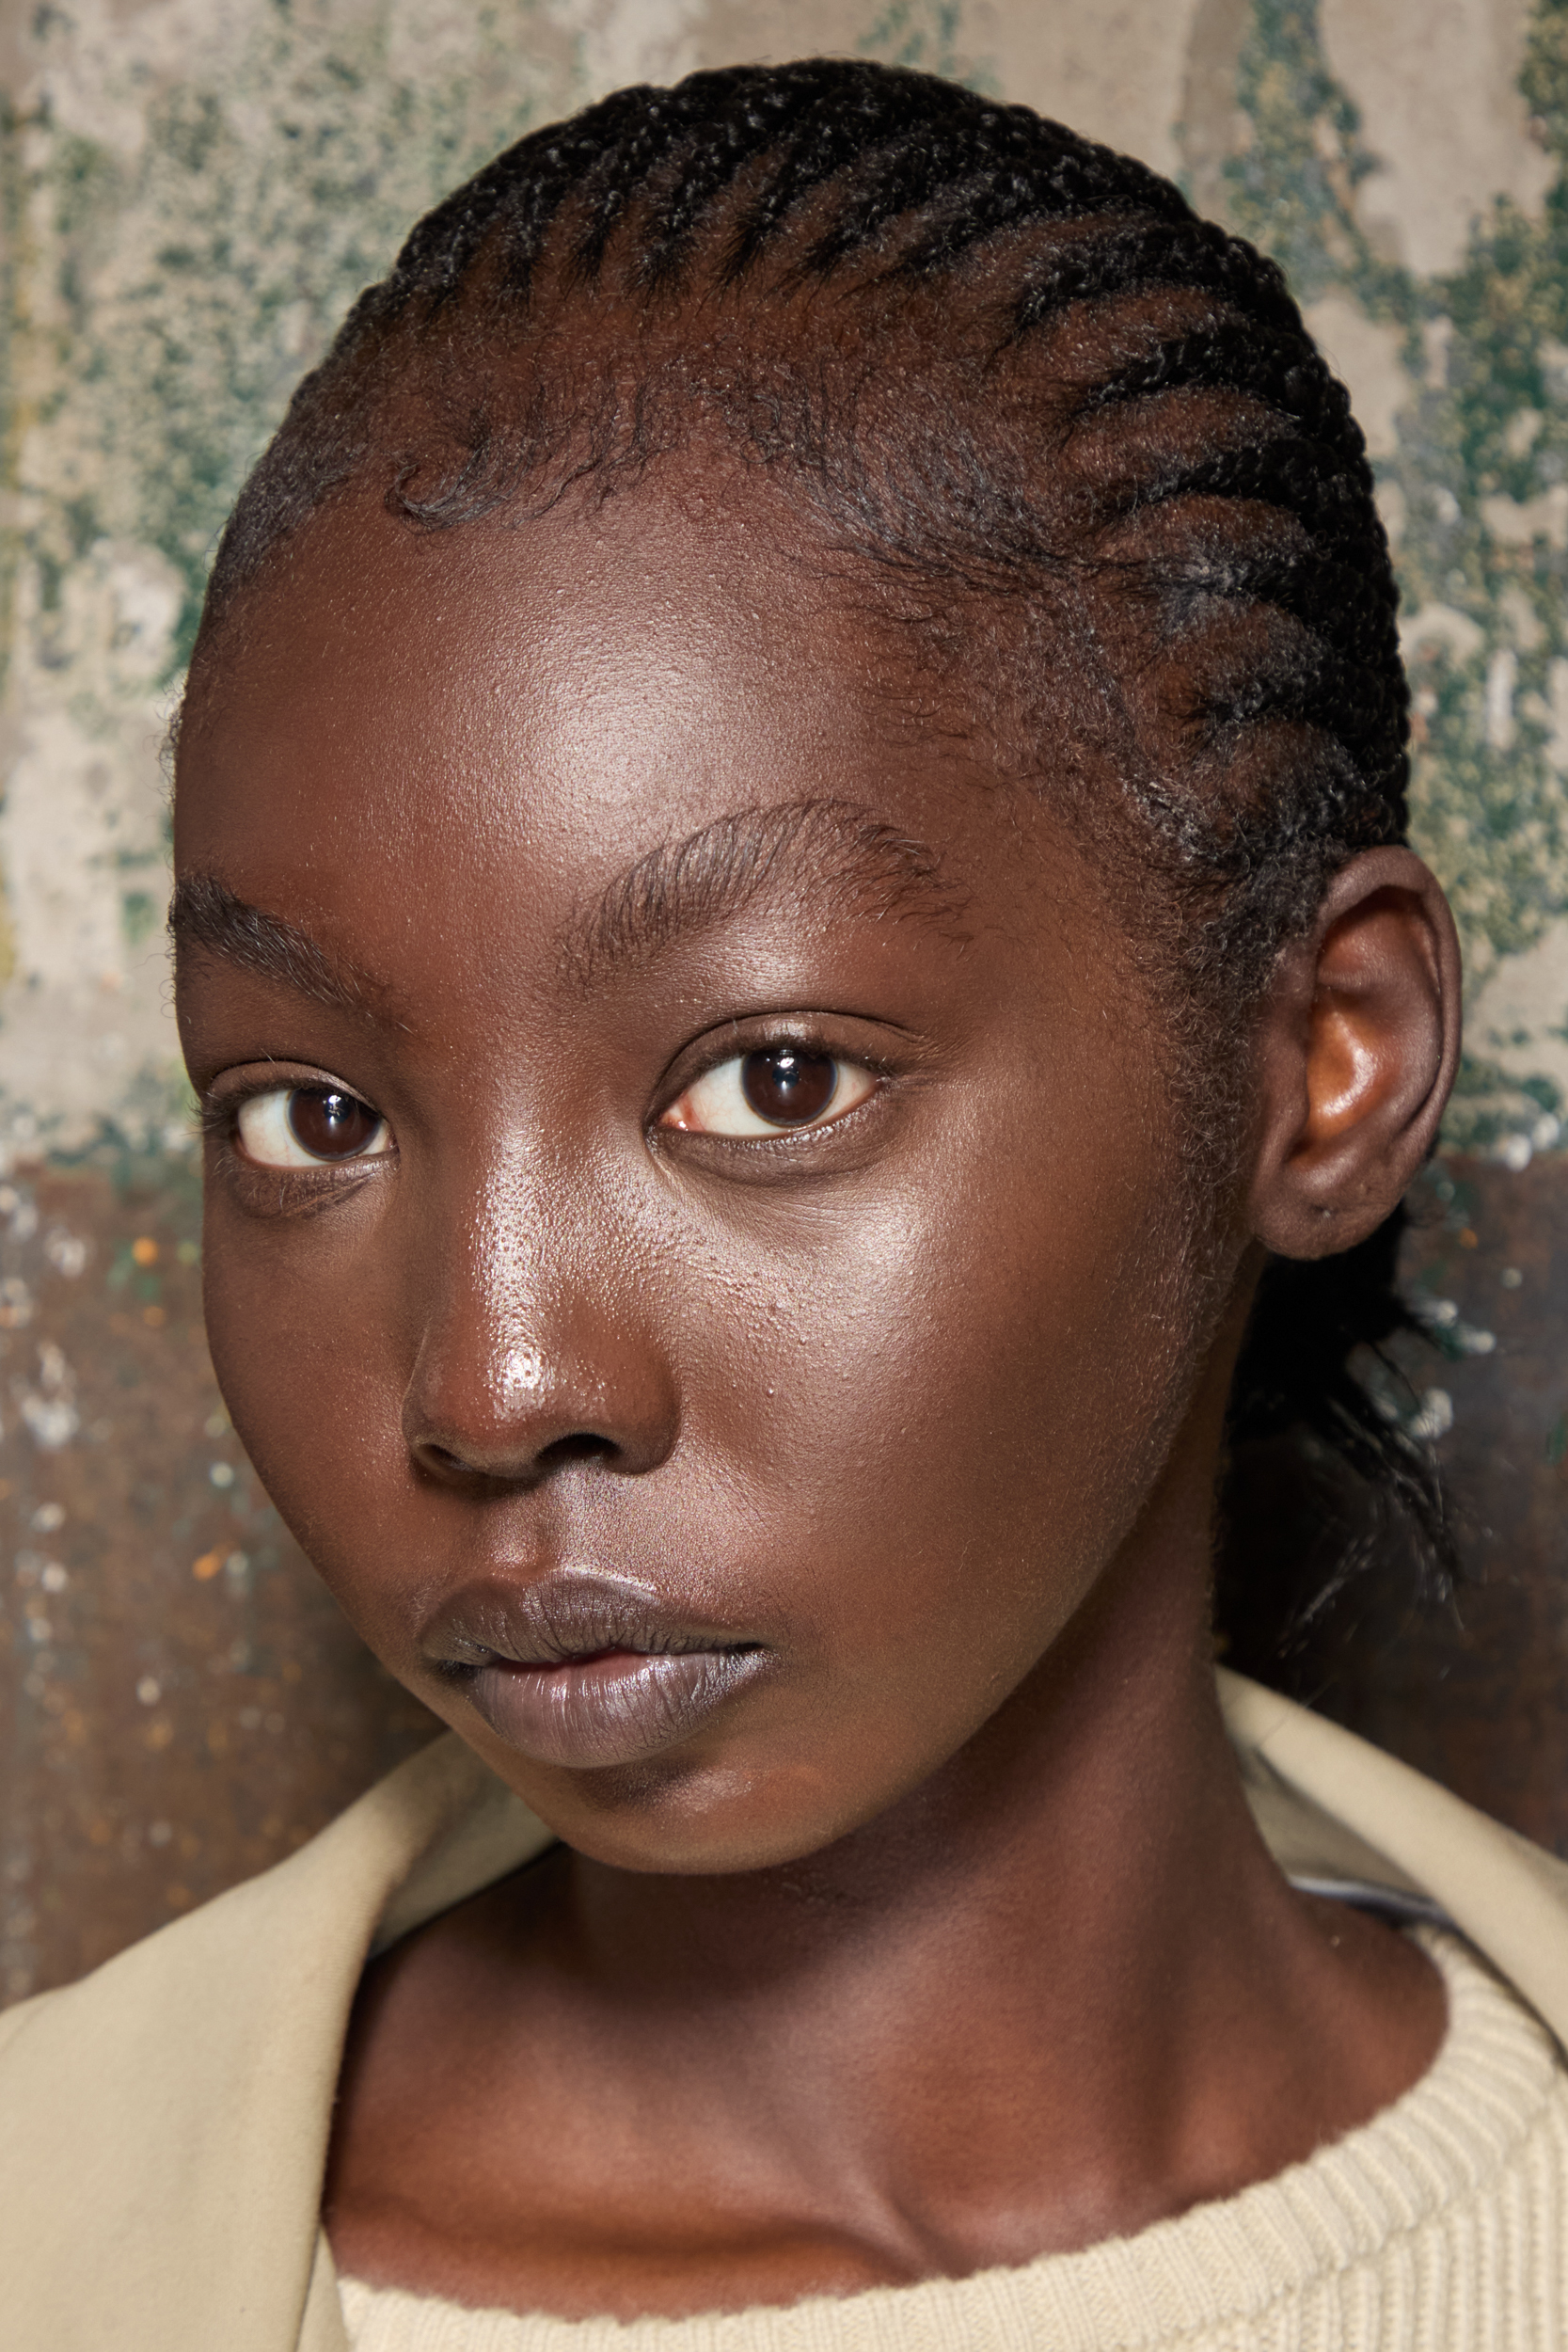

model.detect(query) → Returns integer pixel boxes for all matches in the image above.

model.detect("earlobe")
[1248,848,1463,1261]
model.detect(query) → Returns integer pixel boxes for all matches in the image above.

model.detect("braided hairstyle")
[193,58,1456,1677]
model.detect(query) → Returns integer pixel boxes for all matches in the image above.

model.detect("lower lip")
[465,1646,770,1769]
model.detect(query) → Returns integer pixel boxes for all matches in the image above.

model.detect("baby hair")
[190,57,1454,1675]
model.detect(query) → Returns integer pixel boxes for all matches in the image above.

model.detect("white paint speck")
[43,1227,87,1279]
[1408,1389,1455,1443]
[1485,647,1518,752]
[22,1395,79,1452]
[5,1198,39,1244]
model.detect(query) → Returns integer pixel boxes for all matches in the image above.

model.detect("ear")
[1248,848,1463,1260]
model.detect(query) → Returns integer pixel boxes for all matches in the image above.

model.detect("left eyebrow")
[560,798,969,990]
[168,875,391,1016]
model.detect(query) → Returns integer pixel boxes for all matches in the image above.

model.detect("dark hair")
[190,57,1456,1671]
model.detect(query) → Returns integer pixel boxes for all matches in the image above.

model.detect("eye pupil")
[740,1048,837,1127]
[287,1088,379,1158]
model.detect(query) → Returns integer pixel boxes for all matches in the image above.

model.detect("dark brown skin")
[173,457,1460,2321]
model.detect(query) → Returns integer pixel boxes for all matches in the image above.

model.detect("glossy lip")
[420,1570,772,1770]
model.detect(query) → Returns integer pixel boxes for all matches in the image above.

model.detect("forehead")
[175,466,995,910]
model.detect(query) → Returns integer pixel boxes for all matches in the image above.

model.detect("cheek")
[621,1130,1206,1866]
[715,1137,1197,1713]
[199,1186,418,1623]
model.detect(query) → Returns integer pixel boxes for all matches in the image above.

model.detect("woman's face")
[174,469,1227,1872]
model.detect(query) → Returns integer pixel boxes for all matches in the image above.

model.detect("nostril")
[413,1440,472,1481]
[537,1431,617,1472]
[410,1430,618,1486]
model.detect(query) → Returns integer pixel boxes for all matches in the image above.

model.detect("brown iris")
[740,1048,838,1127]
[288,1087,383,1158]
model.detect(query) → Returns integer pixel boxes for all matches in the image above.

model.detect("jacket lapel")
[1219,1670,1568,2050]
[0,1734,550,2352]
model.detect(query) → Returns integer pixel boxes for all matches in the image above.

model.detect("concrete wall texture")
[2,0,1566,2002]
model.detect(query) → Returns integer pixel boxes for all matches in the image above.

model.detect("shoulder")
[1222,1669,1568,2049]
[0,1733,548,2352]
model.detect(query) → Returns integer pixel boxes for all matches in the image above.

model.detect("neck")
[540,1500,1313,2249]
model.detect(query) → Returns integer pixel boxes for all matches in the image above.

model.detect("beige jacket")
[6,1672,1568,2352]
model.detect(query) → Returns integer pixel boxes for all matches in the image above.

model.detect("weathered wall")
[2,0,1566,2004]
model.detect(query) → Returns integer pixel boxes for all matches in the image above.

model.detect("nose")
[400,1191,681,1489]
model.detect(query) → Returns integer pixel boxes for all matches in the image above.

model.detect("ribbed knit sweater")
[339,1929,1568,2352]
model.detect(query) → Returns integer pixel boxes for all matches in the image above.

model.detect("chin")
[479,1739,889,1877]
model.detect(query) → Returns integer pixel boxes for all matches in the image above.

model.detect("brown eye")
[234,1085,392,1168]
[288,1089,382,1157]
[661,1043,878,1138]
[740,1048,838,1126]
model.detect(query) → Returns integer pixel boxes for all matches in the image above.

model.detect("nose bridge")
[402,1135,675,1480]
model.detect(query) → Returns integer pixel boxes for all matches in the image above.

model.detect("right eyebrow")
[168,875,386,1016]
[560,798,970,990]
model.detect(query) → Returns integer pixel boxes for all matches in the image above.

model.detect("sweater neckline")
[339,1928,1563,2350]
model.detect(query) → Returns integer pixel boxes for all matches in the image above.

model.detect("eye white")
[664,1055,877,1138]
[234,1088,390,1168]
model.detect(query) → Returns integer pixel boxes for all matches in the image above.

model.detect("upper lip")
[420,1568,757,1672]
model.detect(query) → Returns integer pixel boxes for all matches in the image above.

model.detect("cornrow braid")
[192,57,1454,1677]
[1008,218,1304,340]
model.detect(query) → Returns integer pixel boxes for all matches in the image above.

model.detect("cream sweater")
[9,1674,1568,2351]
[337,1930,1568,2352]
